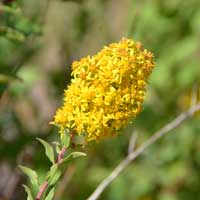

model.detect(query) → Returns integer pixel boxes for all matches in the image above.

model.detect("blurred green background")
[0,0,200,199]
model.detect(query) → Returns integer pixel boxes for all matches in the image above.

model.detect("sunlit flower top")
[53,38,155,142]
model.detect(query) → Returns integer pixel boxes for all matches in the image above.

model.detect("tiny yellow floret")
[52,38,155,142]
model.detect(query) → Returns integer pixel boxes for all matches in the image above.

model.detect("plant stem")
[36,181,48,200]
[35,147,67,200]
[57,147,67,164]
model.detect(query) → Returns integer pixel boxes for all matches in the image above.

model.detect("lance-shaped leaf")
[60,152,86,169]
[19,165,39,188]
[23,185,34,200]
[37,138,55,164]
[52,141,61,154]
[46,164,62,186]
[44,187,55,200]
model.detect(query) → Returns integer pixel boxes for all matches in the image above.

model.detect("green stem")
[35,147,67,200]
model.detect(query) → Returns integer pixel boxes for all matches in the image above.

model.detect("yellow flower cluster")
[53,38,155,142]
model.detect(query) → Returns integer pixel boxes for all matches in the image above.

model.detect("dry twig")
[128,130,138,154]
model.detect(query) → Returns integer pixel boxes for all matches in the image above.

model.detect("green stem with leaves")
[19,130,86,200]
[35,147,67,200]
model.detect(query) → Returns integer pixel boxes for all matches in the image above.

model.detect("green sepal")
[19,165,39,188]
[37,138,55,164]
[46,164,62,186]
[44,187,55,200]
[60,129,70,148]
[23,185,34,200]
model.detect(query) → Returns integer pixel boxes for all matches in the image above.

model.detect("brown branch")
[87,103,200,200]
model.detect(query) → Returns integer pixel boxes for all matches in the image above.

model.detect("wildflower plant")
[19,38,155,200]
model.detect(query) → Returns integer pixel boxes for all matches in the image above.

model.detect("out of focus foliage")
[0,0,200,200]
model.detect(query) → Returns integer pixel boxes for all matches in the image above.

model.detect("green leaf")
[23,185,34,200]
[52,142,61,154]
[60,152,86,168]
[60,129,70,148]
[37,138,55,164]
[46,165,62,186]
[19,165,39,188]
[59,152,86,172]
[44,187,55,200]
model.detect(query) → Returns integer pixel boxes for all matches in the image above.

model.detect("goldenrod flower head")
[53,38,155,142]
